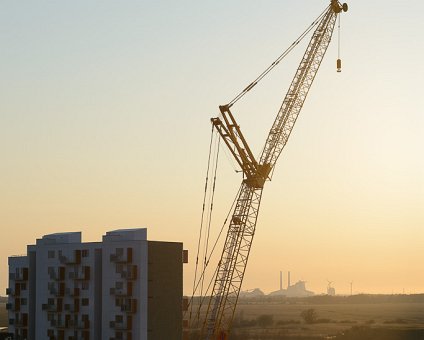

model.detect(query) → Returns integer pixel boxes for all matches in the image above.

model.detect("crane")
[194,1,348,339]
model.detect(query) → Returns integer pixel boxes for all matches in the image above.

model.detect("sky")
[0,0,423,296]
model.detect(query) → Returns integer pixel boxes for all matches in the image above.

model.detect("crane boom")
[199,2,347,339]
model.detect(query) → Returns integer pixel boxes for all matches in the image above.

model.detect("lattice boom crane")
[199,1,348,339]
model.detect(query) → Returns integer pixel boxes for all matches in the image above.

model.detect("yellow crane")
[191,1,348,339]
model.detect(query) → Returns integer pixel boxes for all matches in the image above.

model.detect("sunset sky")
[1,0,423,296]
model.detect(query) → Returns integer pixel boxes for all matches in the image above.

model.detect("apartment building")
[7,256,29,340]
[7,228,185,340]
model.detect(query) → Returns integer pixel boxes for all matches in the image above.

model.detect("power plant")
[269,271,314,298]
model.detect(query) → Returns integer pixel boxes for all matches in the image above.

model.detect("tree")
[256,314,274,328]
[301,308,318,324]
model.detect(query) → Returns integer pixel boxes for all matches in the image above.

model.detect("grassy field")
[231,301,424,339]
[188,296,424,339]
[2,297,424,339]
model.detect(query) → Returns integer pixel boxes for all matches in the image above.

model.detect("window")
[82,249,89,258]
[21,283,27,291]
[116,282,123,289]
[82,298,89,306]
[116,248,124,256]
[115,315,123,322]
[48,250,55,259]
[21,298,27,306]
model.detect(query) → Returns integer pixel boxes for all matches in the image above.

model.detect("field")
[2,296,424,339]
[188,295,424,339]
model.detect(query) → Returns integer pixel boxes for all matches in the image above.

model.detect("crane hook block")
[342,3,348,12]
[337,59,342,72]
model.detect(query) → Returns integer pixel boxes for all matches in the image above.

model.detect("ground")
[2,296,424,339]
[188,295,424,339]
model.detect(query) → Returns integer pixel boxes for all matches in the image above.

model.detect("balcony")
[15,314,28,327]
[120,300,137,314]
[6,301,20,312]
[10,268,29,282]
[66,287,80,297]
[47,328,65,340]
[120,266,137,281]
[42,299,63,312]
[49,283,65,297]
[64,299,80,313]
[15,329,29,340]
[75,319,90,330]
[111,331,133,340]
[69,266,90,281]
[50,319,67,329]
[59,250,81,265]
[110,248,133,264]
[110,282,133,297]
[48,267,66,281]
[109,317,132,331]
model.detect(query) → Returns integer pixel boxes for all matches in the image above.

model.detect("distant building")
[7,228,187,340]
[239,288,265,298]
[269,271,314,297]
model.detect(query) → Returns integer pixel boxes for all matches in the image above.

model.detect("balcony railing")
[120,301,137,314]
[6,302,20,312]
[110,248,133,264]
[64,299,80,313]
[66,287,80,297]
[69,267,90,281]
[15,314,28,327]
[110,283,133,297]
[48,267,66,281]
[110,319,132,330]
[59,250,81,265]
[120,266,137,281]
[10,268,29,281]
[42,299,62,312]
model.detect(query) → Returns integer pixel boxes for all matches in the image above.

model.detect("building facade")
[7,228,185,340]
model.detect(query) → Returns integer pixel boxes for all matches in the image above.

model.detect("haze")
[0,0,423,296]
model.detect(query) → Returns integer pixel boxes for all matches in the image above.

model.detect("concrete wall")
[148,241,183,340]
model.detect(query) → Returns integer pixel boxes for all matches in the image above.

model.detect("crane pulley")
[189,1,348,339]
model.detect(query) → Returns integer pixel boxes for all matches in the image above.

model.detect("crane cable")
[338,11,341,60]
[191,124,215,319]
[227,5,330,108]
[200,134,220,297]
[187,184,243,327]
[190,125,221,324]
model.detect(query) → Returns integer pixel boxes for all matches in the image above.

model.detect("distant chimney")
[288,271,291,288]
[280,271,282,291]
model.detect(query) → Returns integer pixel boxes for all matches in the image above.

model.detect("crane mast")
[199,1,347,339]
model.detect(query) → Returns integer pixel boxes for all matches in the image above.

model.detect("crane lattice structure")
[193,1,348,339]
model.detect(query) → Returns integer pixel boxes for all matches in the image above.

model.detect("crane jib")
[196,1,348,339]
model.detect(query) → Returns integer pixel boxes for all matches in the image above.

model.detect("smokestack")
[280,271,282,291]
[288,271,291,288]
